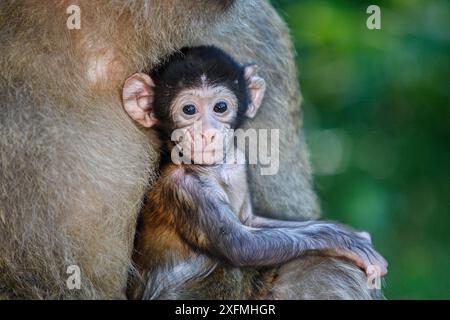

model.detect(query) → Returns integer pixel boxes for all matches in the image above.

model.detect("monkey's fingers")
[320,248,366,271]
[366,248,388,276]
[323,248,387,277]
[355,245,388,277]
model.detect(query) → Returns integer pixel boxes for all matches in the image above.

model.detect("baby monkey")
[123,46,387,299]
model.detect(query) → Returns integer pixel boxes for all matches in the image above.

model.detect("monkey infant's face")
[122,74,239,164]
[169,85,238,164]
[122,63,265,165]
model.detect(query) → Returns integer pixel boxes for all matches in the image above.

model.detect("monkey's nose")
[201,131,217,148]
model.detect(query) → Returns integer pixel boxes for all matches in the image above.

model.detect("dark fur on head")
[148,46,251,133]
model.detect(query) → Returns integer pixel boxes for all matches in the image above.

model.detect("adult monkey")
[0,1,381,299]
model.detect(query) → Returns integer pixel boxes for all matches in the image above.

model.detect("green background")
[271,0,449,299]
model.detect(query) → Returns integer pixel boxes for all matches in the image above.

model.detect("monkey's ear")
[244,64,266,119]
[122,73,157,127]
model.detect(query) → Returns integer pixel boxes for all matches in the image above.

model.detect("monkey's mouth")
[171,143,226,165]
[185,147,225,165]
[172,131,233,165]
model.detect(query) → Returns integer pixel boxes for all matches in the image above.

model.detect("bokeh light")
[272,0,450,299]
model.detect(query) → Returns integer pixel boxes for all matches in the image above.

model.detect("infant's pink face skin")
[170,85,237,164]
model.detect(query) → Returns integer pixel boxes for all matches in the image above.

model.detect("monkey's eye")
[182,104,196,115]
[213,101,228,113]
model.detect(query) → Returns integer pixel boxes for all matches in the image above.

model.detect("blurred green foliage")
[271,0,450,299]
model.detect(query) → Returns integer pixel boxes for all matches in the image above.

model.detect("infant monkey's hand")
[306,223,388,277]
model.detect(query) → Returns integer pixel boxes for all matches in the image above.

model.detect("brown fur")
[0,0,380,299]
[128,162,279,300]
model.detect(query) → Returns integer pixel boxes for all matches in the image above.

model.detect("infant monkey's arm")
[160,168,387,276]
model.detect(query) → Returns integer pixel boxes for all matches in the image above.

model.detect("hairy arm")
[163,169,387,275]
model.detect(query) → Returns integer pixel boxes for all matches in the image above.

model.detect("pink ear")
[244,64,266,119]
[122,73,156,127]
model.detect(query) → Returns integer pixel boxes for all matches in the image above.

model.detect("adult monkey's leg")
[202,0,383,299]
[268,255,384,300]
